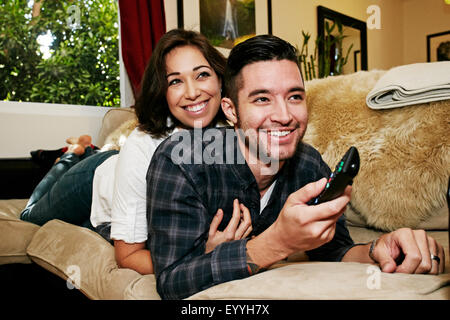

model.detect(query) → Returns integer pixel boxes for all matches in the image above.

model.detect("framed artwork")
[317,6,367,76]
[177,0,272,56]
[427,30,450,62]
[353,50,361,72]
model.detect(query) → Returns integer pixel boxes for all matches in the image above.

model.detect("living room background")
[1,0,448,158]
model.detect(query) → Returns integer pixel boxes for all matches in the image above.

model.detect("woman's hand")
[205,199,252,253]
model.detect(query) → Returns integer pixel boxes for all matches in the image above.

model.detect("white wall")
[166,0,450,70]
[402,0,450,64]
[164,0,178,31]
[0,102,110,158]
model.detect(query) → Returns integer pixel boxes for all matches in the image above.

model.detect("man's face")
[231,59,308,163]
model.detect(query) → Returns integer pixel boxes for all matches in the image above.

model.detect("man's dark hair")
[224,34,302,105]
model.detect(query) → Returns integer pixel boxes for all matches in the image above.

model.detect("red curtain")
[118,0,166,99]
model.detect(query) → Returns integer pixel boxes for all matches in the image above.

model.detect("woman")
[20,29,252,275]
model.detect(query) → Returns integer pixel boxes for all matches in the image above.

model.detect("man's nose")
[270,100,293,124]
[184,79,200,100]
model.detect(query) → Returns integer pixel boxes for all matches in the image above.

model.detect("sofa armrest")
[0,199,37,264]
[26,219,147,299]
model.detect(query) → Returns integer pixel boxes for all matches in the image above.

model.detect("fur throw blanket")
[303,70,449,231]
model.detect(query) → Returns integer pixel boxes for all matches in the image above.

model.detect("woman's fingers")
[223,199,241,240]
[234,203,252,239]
[208,208,223,237]
[211,200,253,244]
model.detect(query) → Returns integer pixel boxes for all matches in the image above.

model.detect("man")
[146,35,445,300]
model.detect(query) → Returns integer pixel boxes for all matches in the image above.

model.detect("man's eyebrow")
[166,65,212,78]
[248,89,270,97]
[248,86,305,97]
[289,86,305,93]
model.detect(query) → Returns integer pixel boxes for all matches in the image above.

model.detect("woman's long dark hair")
[134,29,227,138]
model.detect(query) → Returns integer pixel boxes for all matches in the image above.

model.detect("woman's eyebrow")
[166,72,179,78]
[193,65,212,71]
[166,65,212,78]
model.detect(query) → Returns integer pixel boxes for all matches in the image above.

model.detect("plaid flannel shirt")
[147,127,355,299]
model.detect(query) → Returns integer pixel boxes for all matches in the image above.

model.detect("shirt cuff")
[210,239,251,284]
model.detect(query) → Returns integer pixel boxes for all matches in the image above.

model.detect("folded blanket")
[366,61,450,109]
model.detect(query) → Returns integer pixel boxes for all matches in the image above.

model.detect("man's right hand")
[246,178,351,269]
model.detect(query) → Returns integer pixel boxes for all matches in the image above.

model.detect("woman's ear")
[221,97,238,125]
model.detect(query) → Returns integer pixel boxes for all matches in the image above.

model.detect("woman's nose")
[184,79,200,100]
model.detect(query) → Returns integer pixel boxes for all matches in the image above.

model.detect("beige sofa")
[1,70,449,300]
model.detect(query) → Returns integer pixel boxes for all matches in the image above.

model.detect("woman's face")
[165,45,222,129]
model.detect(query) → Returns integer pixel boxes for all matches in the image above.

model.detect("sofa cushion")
[122,226,448,300]
[0,199,37,264]
[185,262,450,300]
[96,107,137,148]
[184,227,450,300]
[26,219,146,300]
[100,118,138,151]
[123,274,161,300]
[304,70,449,231]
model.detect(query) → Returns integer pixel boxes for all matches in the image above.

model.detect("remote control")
[310,146,360,205]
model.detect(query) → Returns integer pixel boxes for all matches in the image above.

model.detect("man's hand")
[246,178,351,268]
[272,177,351,253]
[370,228,445,274]
[205,199,252,253]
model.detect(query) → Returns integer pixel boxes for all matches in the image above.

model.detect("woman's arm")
[114,240,153,275]
[110,130,159,274]
[114,199,251,275]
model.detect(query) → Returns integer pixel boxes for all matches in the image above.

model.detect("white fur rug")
[304,70,449,231]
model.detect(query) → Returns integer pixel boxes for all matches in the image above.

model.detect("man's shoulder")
[288,142,330,179]
[148,127,235,194]
[293,142,324,163]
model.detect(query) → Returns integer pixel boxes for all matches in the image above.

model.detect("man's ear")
[221,97,238,125]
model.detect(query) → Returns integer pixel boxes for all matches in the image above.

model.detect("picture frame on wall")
[427,30,450,62]
[177,0,272,56]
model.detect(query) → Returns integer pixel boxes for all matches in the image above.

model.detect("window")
[0,0,120,107]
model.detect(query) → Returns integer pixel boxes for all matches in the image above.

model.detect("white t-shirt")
[90,127,175,243]
[260,179,277,214]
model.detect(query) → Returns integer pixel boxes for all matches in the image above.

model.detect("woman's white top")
[90,127,176,243]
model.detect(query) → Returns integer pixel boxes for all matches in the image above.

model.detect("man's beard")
[235,113,304,163]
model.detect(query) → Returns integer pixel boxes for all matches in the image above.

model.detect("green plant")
[298,19,354,81]
[0,0,120,107]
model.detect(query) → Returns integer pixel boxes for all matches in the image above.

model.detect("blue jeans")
[20,149,118,233]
